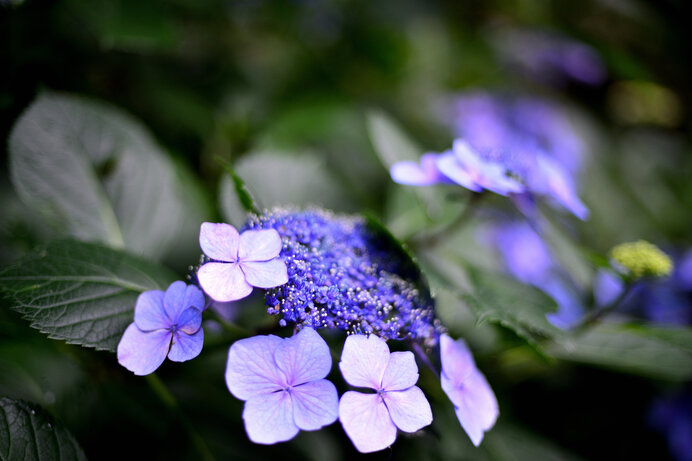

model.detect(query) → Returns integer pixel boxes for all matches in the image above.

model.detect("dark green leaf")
[0,397,88,461]
[462,266,562,345]
[9,92,207,261]
[484,422,584,461]
[548,323,692,381]
[0,239,176,352]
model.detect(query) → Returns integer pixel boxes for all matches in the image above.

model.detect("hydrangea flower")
[435,140,524,196]
[197,222,288,302]
[338,334,433,453]
[440,334,498,447]
[244,208,442,346]
[225,327,338,444]
[117,281,205,376]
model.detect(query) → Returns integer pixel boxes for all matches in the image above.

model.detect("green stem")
[412,342,440,379]
[407,192,482,249]
[145,374,215,461]
[205,308,250,338]
[573,283,634,331]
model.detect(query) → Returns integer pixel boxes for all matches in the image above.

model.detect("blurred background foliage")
[2,0,692,460]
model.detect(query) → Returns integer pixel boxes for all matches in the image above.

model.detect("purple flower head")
[649,390,692,461]
[197,222,288,302]
[439,334,498,446]
[593,269,624,307]
[117,281,205,376]
[225,327,338,444]
[390,153,451,186]
[245,208,442,346]
[435,140,524,196]
[488,221,554,286]
[338,334,432,453]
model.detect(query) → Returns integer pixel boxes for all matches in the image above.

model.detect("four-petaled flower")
[338,334,433,453]
[117,281,205,376]
[435,140,524,196]
[225,327,339,444]
[197,222,288,302]
[440,334,499,446]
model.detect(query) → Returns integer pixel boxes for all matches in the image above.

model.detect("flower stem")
[407,192,482,249]
[412,342,440,379]
[205,308,249,338]
[573,283,634,331]
[145,374,215,461]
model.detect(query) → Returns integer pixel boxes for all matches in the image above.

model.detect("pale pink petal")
[199,222,239,262]
[238,229,283,262]
[198,262,253,302]
[225,335,286,400]
[338,391,397,453]
[291,379,339,431]
[448,369,499,447]
[380,351,419,391]
[117,324,171,376]
[240,259,288,289]
[384,386,433,433]
[133,290,168,331]
[243,391,299,444]
[274,328,332,386]
[440,334,475,388]
[339,334,390,390]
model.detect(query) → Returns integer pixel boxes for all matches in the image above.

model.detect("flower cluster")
[610,240,673,279]
[243,208,443,346]
[399,92,589,219]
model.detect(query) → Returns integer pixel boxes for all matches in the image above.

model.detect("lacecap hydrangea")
[242,208,443,347]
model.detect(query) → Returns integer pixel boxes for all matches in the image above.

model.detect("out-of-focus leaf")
[463,266,562,345]
[0,239,176,352]
[9,92,208,261]
[219,151,352,226]
[0,397,88,461]
[217,157,261,220]
[549,323,692,381]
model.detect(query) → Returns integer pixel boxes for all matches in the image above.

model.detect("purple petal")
[274,328,331,386]
[291,379,339,431]
[478,166,524,195]
[439,334,475,387]
[339,334,390,390]
[380,351,419,392]
[240,259,288,289]
[133,290,168,331]
[536,155,589,220]
[390,153,444,186]
[444,369,499,447]
[168,327,204,362]
[436,152,482,192]
[198,262,253,302]
[225,335,286,400]
[175,307,202,335]
[452,139,483,172]
[243,391,299,444]
[338,391,397,453]
[238,229,283,262]
[117,324,171,376]
[199,222,239,262]
[163,281,204,322]
[384,386,433,433]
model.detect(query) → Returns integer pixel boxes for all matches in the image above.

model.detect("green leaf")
[548,323,692,381]
[0,397,88,461]
[9,91,207,261]
[219,151,353,226]
[217,157,261,220]
[366,110,423,168]
[484,422,584,461]
[0,239,177,352]
[462,266,562,345]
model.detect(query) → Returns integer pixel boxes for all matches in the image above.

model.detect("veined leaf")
[0,240,176,352]
[0,397,88,461]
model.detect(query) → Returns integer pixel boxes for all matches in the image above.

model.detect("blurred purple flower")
[435,140,524,196]
[197,222,288,302]
[593,269,624,307]
[117,281,205,376]
[649,390,692,461]
[440,334,498,446]
[338,334,432,453]
[225,327,338,444]
[491,27,606,87]
[390,152,450,186]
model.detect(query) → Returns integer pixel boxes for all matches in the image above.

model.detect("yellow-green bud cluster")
[609,240,673,279]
